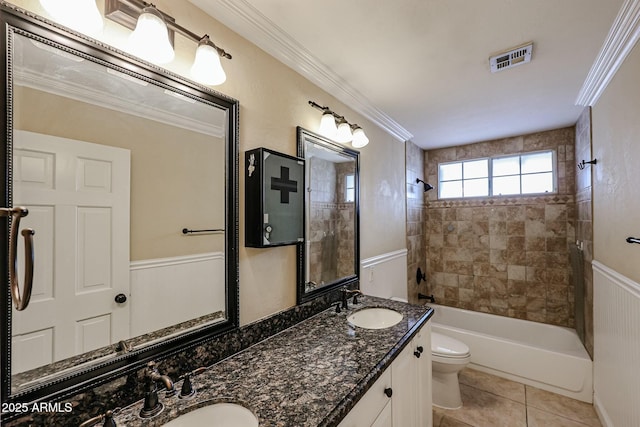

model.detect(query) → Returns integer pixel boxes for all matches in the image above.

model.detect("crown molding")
[576,0,640,106]
[15,69,224,138]
[200,0,413,142]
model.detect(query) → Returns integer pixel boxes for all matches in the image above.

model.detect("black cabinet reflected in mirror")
[1,4,239,405]
[296,127,360,304]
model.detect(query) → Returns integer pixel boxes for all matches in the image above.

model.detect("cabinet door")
[414,324,433,427]
[391,340,417,427]
[337,369,392,427]
[371,400,392,427]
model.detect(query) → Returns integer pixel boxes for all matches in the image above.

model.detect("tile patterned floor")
[432,369,602,427]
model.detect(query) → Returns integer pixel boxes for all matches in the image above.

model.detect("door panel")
[11,130,130,373]
[371,401,392,427]
[392,343,417,427]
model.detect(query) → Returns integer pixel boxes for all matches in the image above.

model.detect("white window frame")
[438,150,557,199]
[345,173,355,202]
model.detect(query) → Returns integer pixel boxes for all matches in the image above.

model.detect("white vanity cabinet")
[338,323,432,427]
[337,369,393,427]
[415,324,433,427]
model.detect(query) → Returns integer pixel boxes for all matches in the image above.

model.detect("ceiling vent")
[489,42,533,73]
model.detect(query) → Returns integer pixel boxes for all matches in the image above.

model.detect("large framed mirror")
[296,127,360,304]
[1,4,239,404]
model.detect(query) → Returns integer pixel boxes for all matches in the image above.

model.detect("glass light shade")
[335,122,353,143]
[318,112,338,139]
[40,0,103,36]
[351,127,369,148]
[128,7,175,64]
[191,41,227,85]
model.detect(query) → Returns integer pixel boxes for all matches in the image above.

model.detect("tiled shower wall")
[308,158,356,285]
[575,107,594,356]
[405,140,429,304]
[423,127,577,327]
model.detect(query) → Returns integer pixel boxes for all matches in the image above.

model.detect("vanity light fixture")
[335,119,353,143]
[103,0,232,85]
[191,35,227,85]
[127,5,174,64]
[351,125,369,148]
[309,100,369,148]
[39,0,232,84]
[319,110,338,139]
[39,0,104,36]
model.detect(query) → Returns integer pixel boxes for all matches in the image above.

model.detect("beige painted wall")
[9,0,407,325]
[15,87,225,260]
[590,37,640,427]
[591,41,640,283]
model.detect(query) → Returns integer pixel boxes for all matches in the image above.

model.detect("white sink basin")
[347,308,403,329]
[162,403,258,427]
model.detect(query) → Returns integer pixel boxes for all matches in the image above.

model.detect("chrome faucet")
[341,287,363,309]
[140,361,175,418]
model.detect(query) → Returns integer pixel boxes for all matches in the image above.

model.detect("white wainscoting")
[130,253,225,337]
[360,249,408,300]
[593,261,640,427]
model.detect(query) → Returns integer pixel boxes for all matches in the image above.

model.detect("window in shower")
[438,150,556,199]
[439,158,489,199]
[345,174,355,202]
[492,151,555,196]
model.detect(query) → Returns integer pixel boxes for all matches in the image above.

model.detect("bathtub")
[429,304,593,403]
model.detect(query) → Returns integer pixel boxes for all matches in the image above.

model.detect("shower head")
[416,178,434,192]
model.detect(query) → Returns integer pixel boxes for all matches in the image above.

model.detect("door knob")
[414,350,421,358]
[115,293,127,304]
[384,388,393,398]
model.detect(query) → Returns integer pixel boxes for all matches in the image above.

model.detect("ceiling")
[189,0,624,150]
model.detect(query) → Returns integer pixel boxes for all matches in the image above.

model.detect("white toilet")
[431,331,471,409]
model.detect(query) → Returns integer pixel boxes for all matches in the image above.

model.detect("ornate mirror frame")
[296,127,360,304]
[0,3,239,405]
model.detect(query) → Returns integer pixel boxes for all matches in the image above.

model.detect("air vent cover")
[489,42,533,73]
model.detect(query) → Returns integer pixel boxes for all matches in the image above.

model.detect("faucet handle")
[102,410,117,427]
[178,366,207,399]
[179,373,195,399]
[79,409,119,427]
[352,292,363,305]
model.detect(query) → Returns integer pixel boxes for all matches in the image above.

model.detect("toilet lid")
[431,332,470,358]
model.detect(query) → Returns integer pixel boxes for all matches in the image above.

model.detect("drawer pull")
[384,387,393,398]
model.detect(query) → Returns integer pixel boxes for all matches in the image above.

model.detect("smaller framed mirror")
[296,127,360,304]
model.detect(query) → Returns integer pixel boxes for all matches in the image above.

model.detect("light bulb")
[335,122,353,143]
[318,112,337,139]
[351,127,369,148]
[40,0,103,36]
[128,7,174,64]
[191,38,226,85]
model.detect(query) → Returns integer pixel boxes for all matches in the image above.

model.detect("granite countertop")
[113,296,433,427]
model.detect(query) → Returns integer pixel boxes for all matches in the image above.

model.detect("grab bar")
[182,228,224,235]
[1,207,35,311]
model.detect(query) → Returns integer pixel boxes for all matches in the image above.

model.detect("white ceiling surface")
[190,0,623,149]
